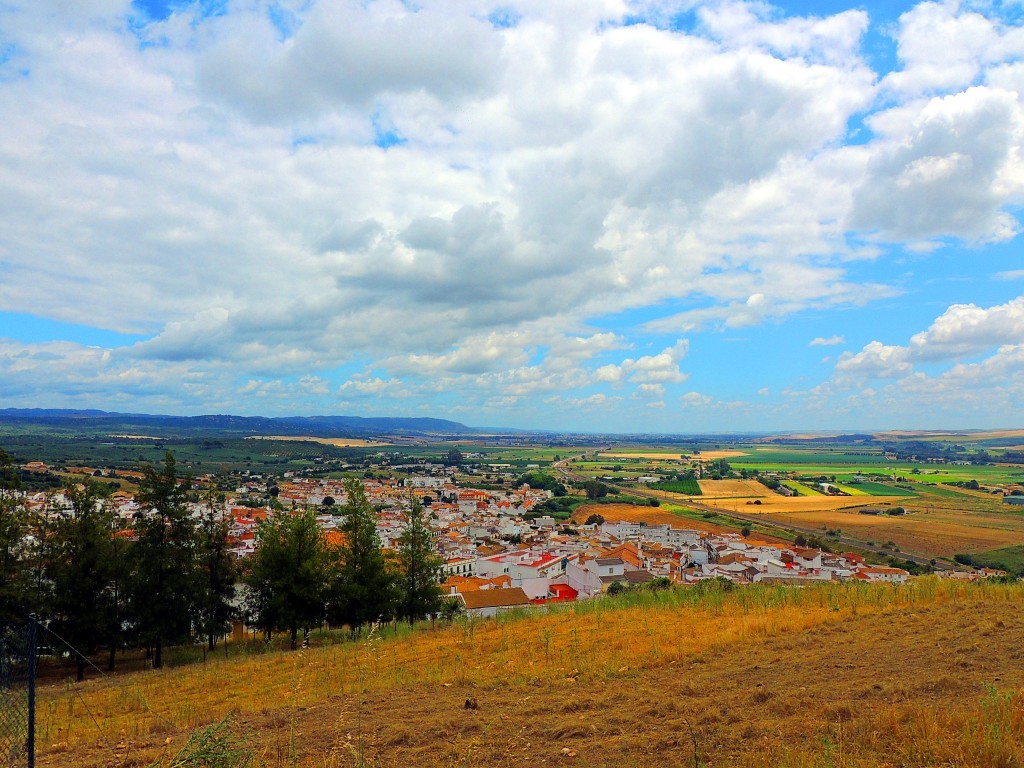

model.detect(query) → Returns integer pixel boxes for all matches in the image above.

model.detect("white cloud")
[836,341,914,379]
[810,335,846,347]
[594,341,690,385]
[2,0,1024,427]
[680,391,713,407]
[835,295,1024,383]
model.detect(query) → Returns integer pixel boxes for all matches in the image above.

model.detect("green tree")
[0,448,30,631]
[245,508,328,649]
[584,513,605,526]
[49,480,117,680]
[327,479,397,635]
[396,498,443,626]
[129,453,200,669]
[583,480,609,499]
[196,490,237,651]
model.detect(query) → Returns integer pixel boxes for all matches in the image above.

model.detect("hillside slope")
[38,580,1024,767]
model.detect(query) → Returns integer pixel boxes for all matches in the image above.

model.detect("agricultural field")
[844,480,919,496]
[648,478,702,495]
[571,503,732,535]
[246,436,390,447]
[34,580,1024,768]
[756,486,1024,559]
[698,479,770,498]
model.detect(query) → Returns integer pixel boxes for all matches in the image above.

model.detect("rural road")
[555,461,952,570]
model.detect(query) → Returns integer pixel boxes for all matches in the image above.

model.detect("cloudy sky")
[2,0,1024,432]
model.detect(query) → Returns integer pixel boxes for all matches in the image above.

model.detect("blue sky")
[2,0,1024,432]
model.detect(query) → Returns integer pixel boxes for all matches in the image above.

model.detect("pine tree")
[396,497,443,626]
[49,479,116,681]
[245,507,328,649]
[0,447,30,631]
[327,478,396,635]
[129,452,200,669]
[196,489,237,651]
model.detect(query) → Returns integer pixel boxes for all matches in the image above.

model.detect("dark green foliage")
[516,472,567,496]
[396,498,443,625]
[0,448,30,630]
[955,546,1024,576]
[327,478,397,633]
[196,491,238,651]
[130,453,201,669]
[606,581,626,596]
[584,513,605,526]
[49,479,118,680]
[245,507,329,649]
[582,480,609,499]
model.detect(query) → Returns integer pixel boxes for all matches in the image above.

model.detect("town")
[15,456,1004,626]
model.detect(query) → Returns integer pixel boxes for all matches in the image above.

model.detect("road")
[554,461,951,570]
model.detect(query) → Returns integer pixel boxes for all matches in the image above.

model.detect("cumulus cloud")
[3,0,1024,428]
[835,295,1024,385]
[594,341,690,385]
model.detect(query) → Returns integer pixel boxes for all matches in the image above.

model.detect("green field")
[956,545,1024,575]
[650,479,702,495]
[844,481,919,497]
[783,481,822,496]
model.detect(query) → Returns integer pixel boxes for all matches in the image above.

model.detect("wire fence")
[0,618,36,768]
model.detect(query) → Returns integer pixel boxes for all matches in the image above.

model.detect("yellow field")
[572,503,743,537]
[697,479,772,497]
[599,452,686,460]
[693,450,750,460]
[875,428,1024,441]
[245,436,389,447]
[34,580,1024,768]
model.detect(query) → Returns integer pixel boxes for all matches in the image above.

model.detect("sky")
[1,0,1024,433]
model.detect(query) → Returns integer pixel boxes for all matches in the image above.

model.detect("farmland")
[563,437,1024,563]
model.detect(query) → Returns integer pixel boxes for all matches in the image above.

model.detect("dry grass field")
[34,579,1024,768]
[691,449,751,460]
[572,503,742,537]
[245,436,390,447]
[756,488,1024,557]
[599,452,686,460]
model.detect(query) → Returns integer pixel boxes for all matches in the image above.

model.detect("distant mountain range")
[0,408,476,437]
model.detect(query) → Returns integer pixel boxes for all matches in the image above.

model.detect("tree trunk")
[154,638,162,669]
[108,645,116,672]
[290,626,298,650]
[76,654,85,682]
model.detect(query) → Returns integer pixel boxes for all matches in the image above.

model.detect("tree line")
[0,449,445,678]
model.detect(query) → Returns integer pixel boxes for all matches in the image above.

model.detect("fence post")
[27,615,37,768]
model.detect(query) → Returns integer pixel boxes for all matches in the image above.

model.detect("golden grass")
[572,503,739,536]
[598,452,686,460]
[692,449,751,460]
[698,478,771,497]
[244,436,389,447]
[35,579,1024,768]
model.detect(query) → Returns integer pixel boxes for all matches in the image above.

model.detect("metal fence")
[0,618,36,768]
